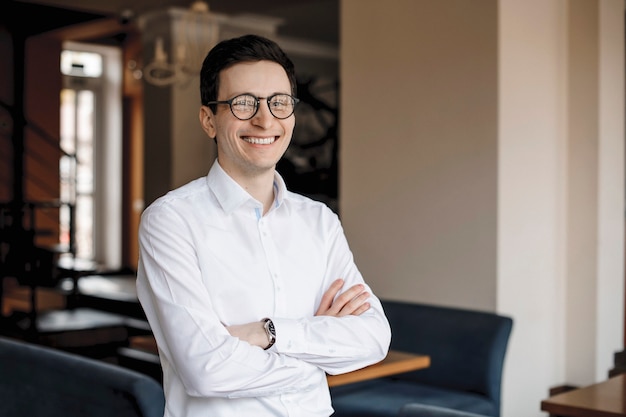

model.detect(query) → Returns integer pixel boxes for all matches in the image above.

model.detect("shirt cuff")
[271,317,308,353]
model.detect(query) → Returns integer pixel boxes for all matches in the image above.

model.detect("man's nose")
[251,100,274,126]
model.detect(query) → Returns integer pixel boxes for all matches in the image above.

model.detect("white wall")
[499,1,624,413]
[498,0,568,413]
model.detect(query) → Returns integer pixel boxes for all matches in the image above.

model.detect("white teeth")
[244,137,276,145]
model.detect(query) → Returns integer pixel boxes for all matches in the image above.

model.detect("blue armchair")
[331,300,513,417]
[0,336,165,417]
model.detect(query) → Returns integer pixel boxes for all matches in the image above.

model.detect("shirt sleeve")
[136,202,324,399]
[271,212,392,375]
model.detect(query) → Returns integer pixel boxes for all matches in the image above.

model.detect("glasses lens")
[230,95,257,119]
[268,94,296,119]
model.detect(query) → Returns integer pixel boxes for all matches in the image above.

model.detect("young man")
[136,34,391,417]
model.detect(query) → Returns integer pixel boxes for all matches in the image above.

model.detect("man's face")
[200,60,295,180]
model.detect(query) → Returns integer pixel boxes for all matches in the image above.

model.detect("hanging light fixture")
[142,1,219,87]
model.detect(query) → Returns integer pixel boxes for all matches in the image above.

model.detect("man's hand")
[226,322,270,349]
[315,278,370,317]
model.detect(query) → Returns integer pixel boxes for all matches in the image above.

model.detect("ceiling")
[7,0,339,45]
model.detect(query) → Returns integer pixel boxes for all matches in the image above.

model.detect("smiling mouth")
[243,137,277,145]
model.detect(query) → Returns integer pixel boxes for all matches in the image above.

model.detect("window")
[60,42,122,269]
[60,87,94,259]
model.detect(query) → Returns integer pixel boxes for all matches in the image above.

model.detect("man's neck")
[219,160,276,214]
[241,173,275,215]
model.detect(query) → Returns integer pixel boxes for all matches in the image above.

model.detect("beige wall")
[340,0,498,310]
[597,0,625,384]
[341,0,624,416]
[566,0,599,385]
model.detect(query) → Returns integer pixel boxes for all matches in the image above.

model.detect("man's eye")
[271,97,290,106]
[232,96,255,106]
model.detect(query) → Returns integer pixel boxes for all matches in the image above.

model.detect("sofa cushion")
[331,379,496,417]
[399,403,490,417]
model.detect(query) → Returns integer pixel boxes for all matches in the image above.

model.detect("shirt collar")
[206,159,288,214]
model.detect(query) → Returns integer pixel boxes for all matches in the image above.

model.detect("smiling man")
[136,34,391,417]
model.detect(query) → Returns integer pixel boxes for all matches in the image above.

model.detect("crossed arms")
[226,278,372,348]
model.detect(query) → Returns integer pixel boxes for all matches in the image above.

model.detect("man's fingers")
[337,291,370,317]
[316,280,372,317]
[315,278,344,315]
[332,283,364,309]
[350,302,371,317]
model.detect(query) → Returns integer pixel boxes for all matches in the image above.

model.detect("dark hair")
[200,34,297,112]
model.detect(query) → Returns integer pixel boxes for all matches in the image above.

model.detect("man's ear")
[199,106,217,139]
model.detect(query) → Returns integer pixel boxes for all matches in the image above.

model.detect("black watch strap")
[262,318,276,350]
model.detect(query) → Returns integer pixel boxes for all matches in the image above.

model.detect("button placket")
[257,217,285,316]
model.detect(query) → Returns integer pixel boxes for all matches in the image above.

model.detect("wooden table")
[327,350,430,387]
[540,373,626,417]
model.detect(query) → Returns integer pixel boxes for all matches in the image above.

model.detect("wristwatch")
[262,318,276,350]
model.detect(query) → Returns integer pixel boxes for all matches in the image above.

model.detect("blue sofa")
[331,300,513,417]
[0,336,165,417]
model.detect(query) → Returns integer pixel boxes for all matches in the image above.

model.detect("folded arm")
[227,278,372,349]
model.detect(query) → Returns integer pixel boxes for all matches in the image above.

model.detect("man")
[136,34,391,417]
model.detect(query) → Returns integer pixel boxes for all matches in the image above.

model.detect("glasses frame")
[206,93,300,120]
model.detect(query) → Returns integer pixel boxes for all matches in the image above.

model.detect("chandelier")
[142,1,219,87]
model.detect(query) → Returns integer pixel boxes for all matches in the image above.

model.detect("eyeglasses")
[206,93,300,120]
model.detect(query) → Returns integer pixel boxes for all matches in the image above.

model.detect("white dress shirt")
[136,160,391,417]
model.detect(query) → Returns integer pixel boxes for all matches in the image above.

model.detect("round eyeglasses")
[206,93,300,120]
